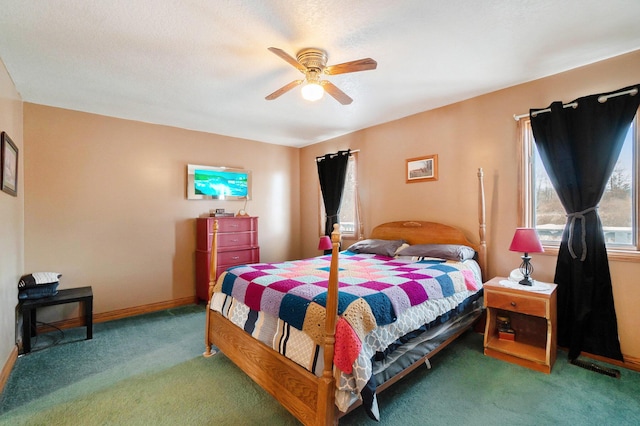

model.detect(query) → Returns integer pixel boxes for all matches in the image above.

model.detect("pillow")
[396,244,476,261]
[346,239,407,257]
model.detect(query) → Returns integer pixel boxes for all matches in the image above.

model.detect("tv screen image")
[187,164,251,200]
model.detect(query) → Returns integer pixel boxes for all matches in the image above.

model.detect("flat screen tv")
[187,164,251,200]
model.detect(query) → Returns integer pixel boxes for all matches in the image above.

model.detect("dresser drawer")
[485,290,547,317]
[218,231,257,249]
[218,248,260,266]
[217,218,257,233]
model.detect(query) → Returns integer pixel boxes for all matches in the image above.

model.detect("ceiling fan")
[265,47,377,105]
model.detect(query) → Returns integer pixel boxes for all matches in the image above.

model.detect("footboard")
[208,310,336,425]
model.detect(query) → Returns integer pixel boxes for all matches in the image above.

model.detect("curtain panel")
[530,84,639,361]
[317,150,350,252]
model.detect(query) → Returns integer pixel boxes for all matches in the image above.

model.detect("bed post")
[317,223,340,425]
[203,219,219,357]
[477,168,487,281]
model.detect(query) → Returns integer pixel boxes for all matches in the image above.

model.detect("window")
[520,112,639,257]
[319,153,360,238]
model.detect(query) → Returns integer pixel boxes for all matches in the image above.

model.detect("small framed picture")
[1,132,18,196]
[406,154,438,183]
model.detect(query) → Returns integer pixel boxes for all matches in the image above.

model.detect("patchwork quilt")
[210,252,482,417]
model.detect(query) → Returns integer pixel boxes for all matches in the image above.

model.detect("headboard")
[370,221,479,252]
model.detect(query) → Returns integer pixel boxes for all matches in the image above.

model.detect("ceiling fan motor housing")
[296,48,328,72]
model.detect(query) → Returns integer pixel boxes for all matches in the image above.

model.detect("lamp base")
[518,254,534,286]
[519,277,534,286]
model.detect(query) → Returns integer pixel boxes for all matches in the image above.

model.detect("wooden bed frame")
[204,169,487,425]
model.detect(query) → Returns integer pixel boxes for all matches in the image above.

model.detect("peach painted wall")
[300,50,640,363]
[0,58,23,366]
[24,105,300,315]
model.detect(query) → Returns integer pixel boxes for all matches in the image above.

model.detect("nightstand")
[483,276,557,373]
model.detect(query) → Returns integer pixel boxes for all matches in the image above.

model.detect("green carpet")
[1,305,639,425]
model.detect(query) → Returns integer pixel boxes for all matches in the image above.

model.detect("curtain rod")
[316,149,359,161]
[513,87,639,121]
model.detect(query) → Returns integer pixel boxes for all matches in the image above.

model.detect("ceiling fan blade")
[265,80,304,100]
[268,47,307,73]
[324,58,377,75]
[321,81,353,105]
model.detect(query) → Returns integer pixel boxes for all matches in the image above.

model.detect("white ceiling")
[1,1,639,148]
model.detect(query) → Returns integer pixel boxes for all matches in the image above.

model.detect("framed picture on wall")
[1,132,18,196]
[406,154,438,183]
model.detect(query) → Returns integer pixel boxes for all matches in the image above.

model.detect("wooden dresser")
[195,216,260,301]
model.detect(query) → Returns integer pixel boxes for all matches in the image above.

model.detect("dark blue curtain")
[530,84,639,361]
[317,150,350,253]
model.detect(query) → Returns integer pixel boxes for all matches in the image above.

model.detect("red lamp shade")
[509,228,544,254]
[318,236,332,251]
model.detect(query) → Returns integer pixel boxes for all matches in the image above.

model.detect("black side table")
[20,286,93,354]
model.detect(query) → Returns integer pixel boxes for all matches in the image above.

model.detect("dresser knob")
[511,301,516,307]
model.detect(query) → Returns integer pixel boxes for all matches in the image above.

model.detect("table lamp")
[318,236,332,251]
[509,228,544,286]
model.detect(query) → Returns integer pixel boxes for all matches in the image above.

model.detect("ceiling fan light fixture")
[301,81,324,101]
[266,46,376,105]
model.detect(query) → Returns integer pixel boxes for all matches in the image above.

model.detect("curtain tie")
[566,206,598,261]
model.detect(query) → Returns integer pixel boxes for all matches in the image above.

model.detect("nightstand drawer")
[485,290,547,317]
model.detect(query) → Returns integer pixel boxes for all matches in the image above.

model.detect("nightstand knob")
[511,301,516,307]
